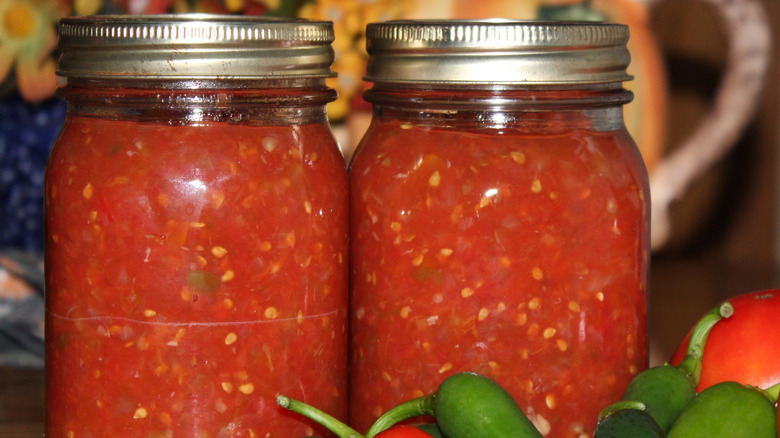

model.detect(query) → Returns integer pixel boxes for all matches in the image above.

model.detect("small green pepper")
[593,401,665,438]
[602,302,732,433]
[365,372,542,438]
[667,381,779,438]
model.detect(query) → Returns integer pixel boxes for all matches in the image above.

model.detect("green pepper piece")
[594,401,665,438]
[603,302,733,433]
[365,372,542,438]
[667,381,779,438]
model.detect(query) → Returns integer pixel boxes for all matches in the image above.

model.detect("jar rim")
[364,20,633,85]
[57,14,337,80]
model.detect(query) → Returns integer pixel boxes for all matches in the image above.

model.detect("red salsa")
[45,107,349,436]
[349,110,649,436]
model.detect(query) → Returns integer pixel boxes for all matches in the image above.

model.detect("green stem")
[755,381,780,404]
[597,400,646,422]
[677,302,733,384]
[277,395,364,438]
[365,395,435,438]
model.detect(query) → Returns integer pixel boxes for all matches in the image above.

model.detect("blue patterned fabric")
[0,92,64,366]
[0,91,67,253]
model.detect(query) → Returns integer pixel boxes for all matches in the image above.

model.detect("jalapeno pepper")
[667,381,779,438]
[365,372,542,438]
[593,401,664,438]
[601,302,732,433]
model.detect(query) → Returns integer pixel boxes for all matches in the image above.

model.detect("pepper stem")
[364,395,435,438]
[756,381,780,404]
[677,302,733,384]
[277,395,364,438]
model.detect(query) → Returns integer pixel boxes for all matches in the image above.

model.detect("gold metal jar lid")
[57,15,336,80]
[364,20,632,85]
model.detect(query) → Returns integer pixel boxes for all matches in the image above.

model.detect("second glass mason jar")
[45,16,348,437]
[349,20,650,437]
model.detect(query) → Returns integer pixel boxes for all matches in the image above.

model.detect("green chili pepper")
[667,381,780,438]
[593,401,665,438]
[277,395,364,438]
[365,372,542,438]
[601,302,733,433]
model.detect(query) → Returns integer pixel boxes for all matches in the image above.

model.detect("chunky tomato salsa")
[349,116,649,437]
[45,114,349,437]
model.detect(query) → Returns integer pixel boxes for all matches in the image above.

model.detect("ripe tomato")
[375,425,435,438]
[670,289,780,391]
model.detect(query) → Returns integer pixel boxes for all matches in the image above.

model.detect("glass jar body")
[45,79,349,437]
[349,85,650,437]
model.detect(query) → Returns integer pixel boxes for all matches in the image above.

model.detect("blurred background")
[0,0,778,434]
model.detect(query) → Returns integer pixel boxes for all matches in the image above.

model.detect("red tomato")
[670,289,780,391]
[375,425,435,438]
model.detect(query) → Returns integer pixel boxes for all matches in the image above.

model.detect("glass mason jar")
[45,16,348,437]
[349,20,650,437]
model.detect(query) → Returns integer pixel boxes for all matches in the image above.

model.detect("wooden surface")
[649,254,780,365]
[0,366,44,438]
[2,254,778,437]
